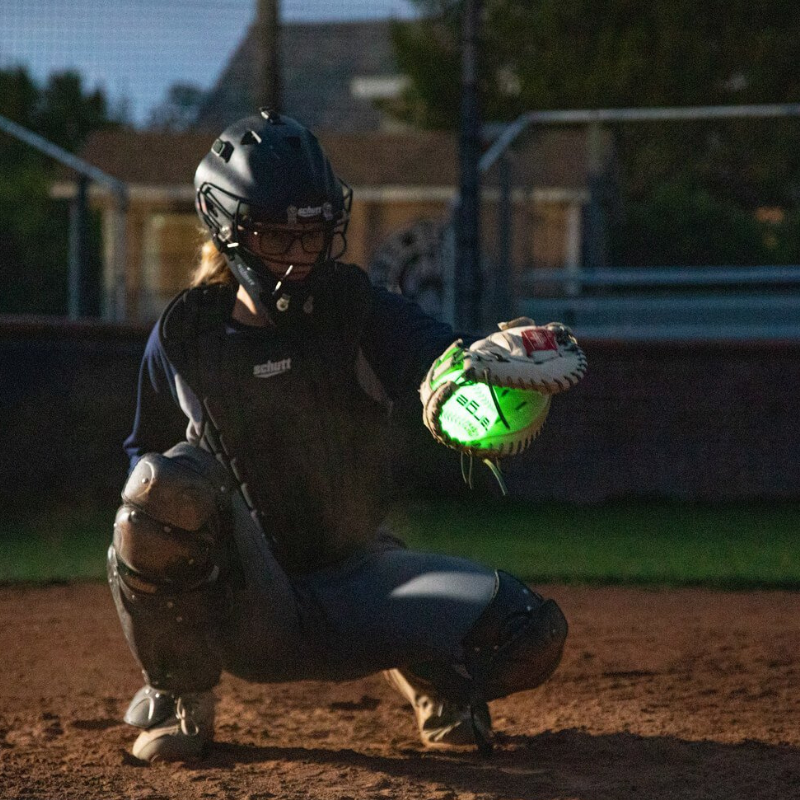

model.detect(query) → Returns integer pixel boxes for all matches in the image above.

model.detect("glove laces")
[460,453,509,496]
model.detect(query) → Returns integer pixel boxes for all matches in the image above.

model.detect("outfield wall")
[505,338,800,502]
[1,318,797,507]
[0,318,148,509]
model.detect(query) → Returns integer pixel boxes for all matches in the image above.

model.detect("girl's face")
[239,222,328,281]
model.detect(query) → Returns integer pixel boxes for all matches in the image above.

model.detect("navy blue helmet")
[194,109,352,320]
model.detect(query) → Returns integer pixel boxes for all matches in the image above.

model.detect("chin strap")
[224,246,276,321]
[271,263,294,312]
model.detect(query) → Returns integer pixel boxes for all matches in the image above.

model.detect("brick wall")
[1,319,797,508]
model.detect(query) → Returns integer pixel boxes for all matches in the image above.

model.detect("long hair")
[190,238,235,287]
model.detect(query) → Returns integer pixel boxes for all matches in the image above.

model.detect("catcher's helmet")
[194,109,352,320]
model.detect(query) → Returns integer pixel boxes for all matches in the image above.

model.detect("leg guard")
[124,685,179,728]
[462,571,568,701]
[108,443,235,693]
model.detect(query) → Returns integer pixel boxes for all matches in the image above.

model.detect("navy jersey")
[123,273,458,571]
[125,283,456,465]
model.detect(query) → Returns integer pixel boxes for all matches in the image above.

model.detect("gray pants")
[111,470,497,692]
[222,491,497,684]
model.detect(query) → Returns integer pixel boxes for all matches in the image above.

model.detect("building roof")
[69,127,593,192]
[196,19,401,133]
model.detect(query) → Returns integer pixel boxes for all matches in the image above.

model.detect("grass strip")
[390,498,800,590]
[1,500,799,589]
[0,506,113,583]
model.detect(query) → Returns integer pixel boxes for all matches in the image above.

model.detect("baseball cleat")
[384,668,491,750]
[129,690,215,763]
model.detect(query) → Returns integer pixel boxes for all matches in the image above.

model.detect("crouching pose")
[108,110,581,762]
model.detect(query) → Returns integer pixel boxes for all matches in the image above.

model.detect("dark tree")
[0,68,118,314]
[389,0,800,264]
[147,83,207,132]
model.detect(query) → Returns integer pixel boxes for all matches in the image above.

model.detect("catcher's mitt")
[420,318,587,493]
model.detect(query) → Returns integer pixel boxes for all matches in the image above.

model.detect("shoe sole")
[383,669,490,749]
[132,728,210,763]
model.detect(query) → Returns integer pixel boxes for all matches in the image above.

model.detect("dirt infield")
[1,583,798,800]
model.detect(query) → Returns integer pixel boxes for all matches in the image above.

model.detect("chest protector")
[159,264,393,573]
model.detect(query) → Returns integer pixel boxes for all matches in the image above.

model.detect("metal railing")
[440,103,800,337]
[517,264,800,341]
[480,104,800,174]
[0,114,129,322]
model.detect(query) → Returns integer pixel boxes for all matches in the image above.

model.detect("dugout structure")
[440,103,800,341]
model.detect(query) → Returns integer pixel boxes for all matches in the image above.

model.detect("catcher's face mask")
[193,109,351,321]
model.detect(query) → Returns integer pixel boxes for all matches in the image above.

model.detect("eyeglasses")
[242,225,328,257]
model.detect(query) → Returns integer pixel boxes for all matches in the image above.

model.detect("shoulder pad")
[331,260,371,283]
[329,261,373,305]
[159,285,236,346]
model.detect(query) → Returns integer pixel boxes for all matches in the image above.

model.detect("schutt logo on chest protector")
[253,358,292,379]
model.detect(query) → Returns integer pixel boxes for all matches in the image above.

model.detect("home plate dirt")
[1,583,798,800]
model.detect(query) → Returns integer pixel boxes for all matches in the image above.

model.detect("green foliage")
[38,71,114,153]
[0,67,117,314]
[147,83,207,132]
[772,208,800,262]
[0,162,69,313]
[610,178,773,266]
[396,0,800,124]
[0,67,40,137]
[392,0,800,264]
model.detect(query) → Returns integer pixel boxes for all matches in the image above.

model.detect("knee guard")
[462,571,568,701]
[113,443,233,592]
[108,443,234,692]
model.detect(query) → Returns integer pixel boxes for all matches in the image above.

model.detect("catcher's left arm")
[419,317,587,493]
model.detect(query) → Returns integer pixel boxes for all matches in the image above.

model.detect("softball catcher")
[108,110,584,762]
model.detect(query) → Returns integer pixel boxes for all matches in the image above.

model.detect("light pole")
[456,0,483,331]
[255,0,281,111]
